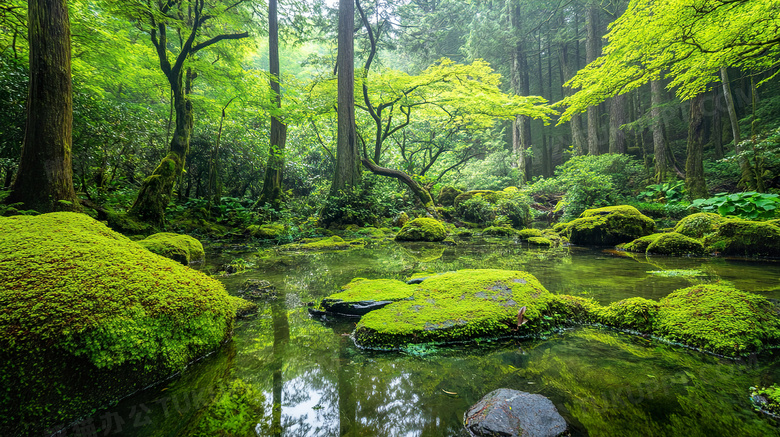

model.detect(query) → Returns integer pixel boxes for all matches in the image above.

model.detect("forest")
[2,0,780,436]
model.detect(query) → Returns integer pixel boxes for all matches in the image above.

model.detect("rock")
[703,218,780,257]
[438,186,463,207]
[518,228,544,239]
[464,388,567,437]
[454,190,498,207]
[239,279,277,300]
[560,205,655,246]
[394,211,410,228]
[247,223,285,239]
[620,233,662,253]
[483,226,520,237]
[0,212,235,435]
[646,232,705,256]
[395,218,448,242]
[137,232,205,264]
[320,278,416,316]
[673,213,726,239]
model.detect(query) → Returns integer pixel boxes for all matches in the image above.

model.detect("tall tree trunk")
[560,44,586,154]
[258,0,288,209]
[685,93,707,199]
[720,67,755,189]
[330,0,361,195]
[651,80,667,183]
[711,86,724,159]
[609,94,627,154]
[586,1,600,155]
[8,0,79,213]
[509,3,531,183]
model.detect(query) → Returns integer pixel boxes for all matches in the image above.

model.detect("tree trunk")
[586,1,600,155]
[258,0,287,209]
[560,44,586,154]
[711,86,724,160]
[361,158,436,215]
[8,0,79,213]
[331,0,361,195]
[650,80,667,183]
[720,67,755,189]
[609,94,627,154]
[685,93,707,199]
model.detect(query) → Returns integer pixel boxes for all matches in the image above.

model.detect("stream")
[82,238,780,436]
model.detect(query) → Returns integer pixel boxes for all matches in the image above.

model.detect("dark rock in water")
[464,388,567,437]
[321,298,395,316]
[239,279,276,300]
[406,276,429,284]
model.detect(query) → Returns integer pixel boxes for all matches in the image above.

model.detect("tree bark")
[330,0,361,195]
[586,1,600,155]
[560,44,586,154]
[361,158,436,215]
[8,0,79,213]
[711,86,724,160]
[609,94,627,154]
[651,80,667,182]
[720,67,755,190]
[258,0,287,209]
[685,93,707,199]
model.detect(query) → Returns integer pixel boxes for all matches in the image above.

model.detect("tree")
[116,0,250,225]
[330,0,361,196]
[7,0,79,213]
[257,0,288,210]
[685,93,707,198]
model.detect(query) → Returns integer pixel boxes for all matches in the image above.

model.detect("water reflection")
[85,240,780,436]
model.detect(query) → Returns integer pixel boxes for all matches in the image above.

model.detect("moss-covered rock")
[228,295,259,318]
[437,186,462,207]
[482,226,520,237]
[703,218,780,257]
[0,212,236,435]
[527,236,554,247]
[518,228,544,239]
[348,269,559,349]
[320,278,417,316]
[561,205,655,246]
[283,235,359,251]
[355,226,386,239]
[453,190,498,206]
[655,284,780,356]
[620,233,662,253]
[596,297,660,332]
[137,232,205,264]
[247,223,285,239]
[646,232,705,256]
[395,218,448,242]
[673,213,726,239]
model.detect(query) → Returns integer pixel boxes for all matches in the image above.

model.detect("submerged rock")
[239,279,277,300]
[559,205,655,246]
[395,218,448,242]
[137,231,205,264]
[0,212,241,435]
[464,388,568,437]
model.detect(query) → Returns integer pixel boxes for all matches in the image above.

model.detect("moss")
[283,235,356,251]
[549,295,599,324]
[518,228,544,239]
[752,384,780,417]
[483,226,520,237]
[137,232,205,264]
[453,190,498,206]
[703,218,780,257]
[527,236,553,247]
[228,296,258,318]
[646,232,705,256]
[344,269,558,349]
[325,278,416,304]
[247,223,285,239]
[437,186,462,206]
[620,233,662,253]
[0,212,235,434]
[186,379,266,436]
[673,213,726,239]
[596,297,660,332]
[655,284,780,356]
[563,205,655,246]
[395,218,448,242]
[355,226,386,239]
[106,211,155,236]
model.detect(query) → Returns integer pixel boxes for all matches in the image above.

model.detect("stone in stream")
[239,279,277,299]
[464,388,568,437]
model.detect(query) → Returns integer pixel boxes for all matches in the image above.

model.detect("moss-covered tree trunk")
[685,93,707,199]
[361,158,437,217]
[8,0,79,213]
[257,0,287,210]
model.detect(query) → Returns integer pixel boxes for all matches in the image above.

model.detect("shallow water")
[78,238,780,436]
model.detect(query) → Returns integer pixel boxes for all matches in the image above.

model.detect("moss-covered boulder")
[320,278,417,316]
[437,186,462,207]
[283,235,360,251]
[247,223,285,239]
[703,218,780,257]
[137,232,205,264]
[655,284,780,356]
[561,205,655,246]
[646,232,705,256]
[0,212,239,435]
[596,297,660,332]
[620,233,662,253]
[453,190,498,206]
[673,213,726,239]
[518,228,544,239]
[346,269,559,349]
[395,218,448,242]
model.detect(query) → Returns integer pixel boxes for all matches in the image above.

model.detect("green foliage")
[638,181,686,204]
[752,384,780,416]
[690,192,780,220]
[529,154,645,221]
[457,195,494,224]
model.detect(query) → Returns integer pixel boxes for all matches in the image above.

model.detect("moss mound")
[320,278,417,316]
[655,284,780,356]
[395,218,448,242]
[646,232,705,256]
[347,269,559,349]
[620,233,662,253]
[597,297,659,332]
[437,186,462,207]
[560,205,655,246]
[673,213,726,239]
[247,223,285,239]
[518,228,544,239]
[137,232,205,264]
[703,218,780,257]
[283,235,358,251]
[0,212,235,435]
[453,190,498,206]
